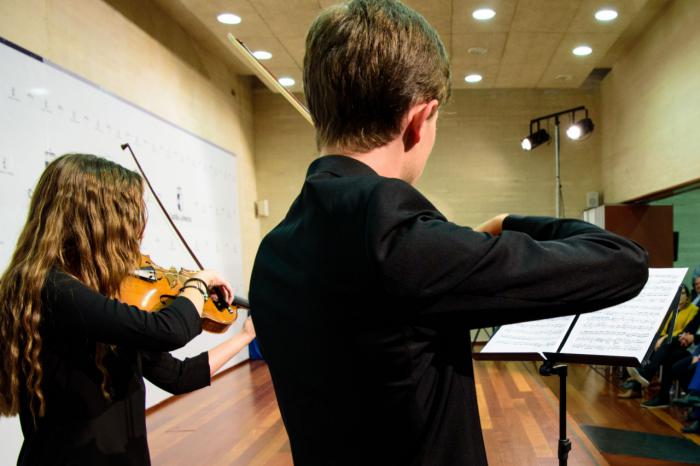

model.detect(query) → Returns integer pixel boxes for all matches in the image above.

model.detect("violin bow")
[121,143,250,310]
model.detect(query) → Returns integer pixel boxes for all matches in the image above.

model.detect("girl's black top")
[17,269,210,466]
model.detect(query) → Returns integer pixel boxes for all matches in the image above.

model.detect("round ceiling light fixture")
[464,74,483,83]
[217,13,241,25]
[472,8,496,21]
[253,50,272,60]
[278,77,295,87]
[572,45,593,56]
[595,9,618,21]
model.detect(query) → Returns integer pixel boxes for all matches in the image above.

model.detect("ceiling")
[155,0,669,93]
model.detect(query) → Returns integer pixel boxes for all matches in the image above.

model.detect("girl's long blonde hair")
[0,153,146,418]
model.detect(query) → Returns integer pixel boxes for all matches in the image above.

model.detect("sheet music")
[480,315,576,358]
[560,268,687,360]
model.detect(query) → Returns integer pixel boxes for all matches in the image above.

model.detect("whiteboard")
[0,37,247,462]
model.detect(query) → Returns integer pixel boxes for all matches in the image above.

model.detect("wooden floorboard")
[147,360,698,465]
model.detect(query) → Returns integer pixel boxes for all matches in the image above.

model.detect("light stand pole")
[522,106,590,219]
[554,117,561,218]
[520,105,595,465]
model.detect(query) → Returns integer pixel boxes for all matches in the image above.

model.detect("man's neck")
[320,139,406,180]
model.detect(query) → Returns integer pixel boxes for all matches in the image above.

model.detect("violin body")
[120,255,238,333]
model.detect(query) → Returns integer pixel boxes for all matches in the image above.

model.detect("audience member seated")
[692,267,700,306]
[624,285,699,406]
[673,357,700,433]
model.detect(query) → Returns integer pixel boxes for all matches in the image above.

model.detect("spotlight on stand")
[566,117,595,140]
[520,105,592,218]
[521,128,550,151]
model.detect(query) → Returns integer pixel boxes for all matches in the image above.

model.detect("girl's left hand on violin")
[192,270,235,306]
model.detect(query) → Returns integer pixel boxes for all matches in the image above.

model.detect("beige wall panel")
[0,0,261,287]
[600,0,700,202]
[254,90,316,235]
[421,89,601,226]
[0,0,49,54]
[254,87,601,236]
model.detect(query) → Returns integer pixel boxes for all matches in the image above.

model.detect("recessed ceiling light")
[555,74,573,81]
[467,47,488,55]
[278,77,295,87]
[217,13,241,25]
[472,8,496,21]
[595,9,618,21]
[464,74,483,83]
[253,50,272,60]
[572,45,593,56]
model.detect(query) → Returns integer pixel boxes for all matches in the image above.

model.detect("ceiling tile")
[251,0,322,18]
[234,36,300,69]
[451,63,500,89]
[496,63,546,87]
[501,32,563,66]
[406,0,453,39]
[452,0,519,34]
[180,0,258,18]
[168,0,663,92]
[537,64,591,88]
[511,0,582,33]
[568,0,647,33]
[550,32,620,66]
[261,9,320,40]
[266,65,304,92]
[451,33,508,66]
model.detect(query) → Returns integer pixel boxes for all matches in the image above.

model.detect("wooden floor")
[147,360,696,466]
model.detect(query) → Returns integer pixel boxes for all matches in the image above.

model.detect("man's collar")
[306,155,378,178]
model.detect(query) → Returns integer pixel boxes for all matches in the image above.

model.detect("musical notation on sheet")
[560,268,687,360]
[480,315,576,357]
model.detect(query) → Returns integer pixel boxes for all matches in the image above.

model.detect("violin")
[119,143,251,334]
[119,255,238,333]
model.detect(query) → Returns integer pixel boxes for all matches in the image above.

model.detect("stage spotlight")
[521,128,550,151]
[566,118,595,140]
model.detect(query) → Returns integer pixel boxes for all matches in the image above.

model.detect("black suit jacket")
[250,155,648,466]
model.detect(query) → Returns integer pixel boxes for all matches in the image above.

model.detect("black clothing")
[249,155,649,466]
[18,269,210,466]
[672,356,697,392]
[683,311,700,335]
[640,338,693,400]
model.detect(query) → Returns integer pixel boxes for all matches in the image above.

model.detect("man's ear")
[403,100,439,151]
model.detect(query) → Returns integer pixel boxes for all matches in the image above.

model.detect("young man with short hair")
[250,1,649,464]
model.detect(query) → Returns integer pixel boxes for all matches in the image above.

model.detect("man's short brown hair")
[303,0,451,153]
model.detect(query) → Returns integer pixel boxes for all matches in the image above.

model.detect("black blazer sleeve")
[366,179,649,328]
[141,350,211,395]
[43,270,202,351]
